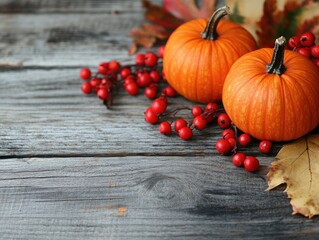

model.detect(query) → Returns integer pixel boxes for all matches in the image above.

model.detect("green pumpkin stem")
[266,36,287,75]
[201,6,231,41]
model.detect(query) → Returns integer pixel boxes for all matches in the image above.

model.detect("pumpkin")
[222,36,319,142]
[163,6,257,103]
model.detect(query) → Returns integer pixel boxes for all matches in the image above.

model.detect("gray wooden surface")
[1,1,319,239]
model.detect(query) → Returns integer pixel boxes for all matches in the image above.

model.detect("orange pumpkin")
[222,36,319,142]
[163,6,257,103]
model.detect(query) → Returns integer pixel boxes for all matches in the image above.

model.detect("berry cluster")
[144,97,273,172]
[215,128,272,172]
[79,46,170,108]
[288,32,319,68]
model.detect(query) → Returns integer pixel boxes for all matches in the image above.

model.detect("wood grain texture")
[0,0,318,239]
[1,156,318,240]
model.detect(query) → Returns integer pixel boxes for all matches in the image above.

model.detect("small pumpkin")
[222,36,319,142]
[163,6,257,103]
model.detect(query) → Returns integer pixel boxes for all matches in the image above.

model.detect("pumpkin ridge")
[260,75,272,140]
[277,75,287,141]
[249,74,270,138]
[286,74,316,137]
[176,39,203,99]
[220,39,242,63]
[164,37,201,95]
[194,40,206,102]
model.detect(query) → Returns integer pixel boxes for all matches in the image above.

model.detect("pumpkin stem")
[266,36,287,75]
[201,6,231,41]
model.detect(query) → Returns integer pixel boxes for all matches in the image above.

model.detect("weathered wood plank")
[0,156,317,239]
[0,67,283,157]
[0,0,154,13]
[1,1,319,239]
[0,12,143,66]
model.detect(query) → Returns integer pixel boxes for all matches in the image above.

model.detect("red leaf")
[163,0,216,21]
[256,0,279,47]
[142,0,184,29]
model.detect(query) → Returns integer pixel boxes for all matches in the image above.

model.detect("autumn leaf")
[163,0,216,21]
[128,0,183,54]
[267,134,319,218]
[129,0,217,54]
[129,23,169,55]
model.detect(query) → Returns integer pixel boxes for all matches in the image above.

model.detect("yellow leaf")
[267,134,319,218]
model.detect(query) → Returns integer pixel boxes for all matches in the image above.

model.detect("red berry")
[311,45,319,59]
[125,82,139,95]
[108,60,120,72]
[81,82,92,94]
[296,47,311,58]
[97,88,108,100]
[145,107,159,124]
[259,140,272,154]
[162,85,176,97]
[191,106,203,117]
[215,139,231,155]
[244,156,259,172]
[300,32,315,47]
[90,78,101,92]
[288,36,301,49]
[98,62,109,75]
[217,113,231,129]
[232,152,246,167]
[222,129,235,140]
[178,126,193,140]
[120,67,131,79]
[123,75,136,88]
[227,137,236,150]
[158,45,165,58]
[192,106,203,117]
[205,103,219,123]
[135,53,145,66]
[193,115,207,130]
[145,52,158,67]
[159,121,172,135]
[174,118,188,132]
[238,133,251,147]
[151,98,167,114]
[149,70,161,83]
[80,68,91,80]
[205,102,219,112]
[144,86,158,99]
[137,72,152,88]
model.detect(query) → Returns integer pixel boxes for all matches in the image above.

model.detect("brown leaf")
[142,0,184,29]
[255,0,279,47]
[267,135,319,218]
[128,24,168,55]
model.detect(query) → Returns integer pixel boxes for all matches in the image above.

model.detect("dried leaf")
[267,135,319,218]
[129,0,217,54]
[143,0,184,29]
[256,0,279,47]
[128,23,169,55]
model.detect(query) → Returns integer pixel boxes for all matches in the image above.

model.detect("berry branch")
[80,29,319,173]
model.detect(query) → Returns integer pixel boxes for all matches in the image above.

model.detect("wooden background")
[0,0,318,239]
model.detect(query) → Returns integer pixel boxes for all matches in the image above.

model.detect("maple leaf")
[163,0,216,21]
[267,135,319,218]
[128,23,169,55]
[128,0,217,54]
